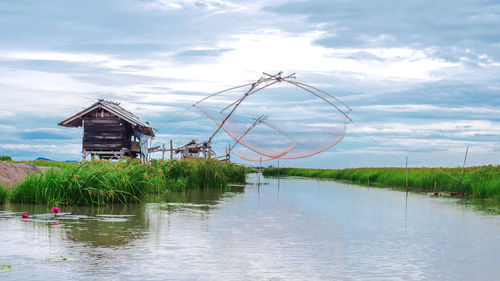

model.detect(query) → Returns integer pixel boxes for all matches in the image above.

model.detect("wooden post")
[434,181,437,193]
[458,146,469,191]
[147,137,153,162]
[258,157,262,187]
[405,156,409,198]
[277,158,280,192]
[81,119,86,161]
[170,140,173,159]
[225,146,228,163]
[162,144,165,161]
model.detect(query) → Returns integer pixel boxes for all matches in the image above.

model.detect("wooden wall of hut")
[82,109,133,155]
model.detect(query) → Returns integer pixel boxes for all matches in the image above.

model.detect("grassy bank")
[10,158,247,206]
[264,166,500,199]
[8,159,78,169]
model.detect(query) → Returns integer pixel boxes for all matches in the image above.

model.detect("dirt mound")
[0,161,59,189]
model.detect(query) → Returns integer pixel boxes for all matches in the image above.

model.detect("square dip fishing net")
[193,72,351,161]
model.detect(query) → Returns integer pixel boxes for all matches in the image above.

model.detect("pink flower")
[20,213,30,218]
[51,206,61,215]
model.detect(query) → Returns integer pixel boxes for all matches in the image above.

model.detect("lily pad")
[45,256,78,262]
[0,260,19,273]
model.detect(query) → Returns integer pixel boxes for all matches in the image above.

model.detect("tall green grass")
[264,165,500,199]
[10,158,247,206]
[0,155,12,161]
[0,184,9,204]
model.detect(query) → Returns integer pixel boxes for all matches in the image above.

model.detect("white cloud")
[0,29,460,105]
[349,120,500,137]
[0,1,498,166]
[0,143,81,155]
[141,0,244,12]
[356,104,500,115]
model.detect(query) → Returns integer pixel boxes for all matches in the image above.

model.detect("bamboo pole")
[170,140,173,159]
[405,156,409,198]
[162,144,165,161]
[258,157,262,187]
[458,147,469,191]
[225,146,228,163]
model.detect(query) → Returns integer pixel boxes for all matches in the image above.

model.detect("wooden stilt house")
[58,99,155,160]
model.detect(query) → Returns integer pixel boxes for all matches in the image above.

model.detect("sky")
[0,0,499,168]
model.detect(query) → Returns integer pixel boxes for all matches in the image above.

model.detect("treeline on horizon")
[1,158,247,206]
[263,165,500,199]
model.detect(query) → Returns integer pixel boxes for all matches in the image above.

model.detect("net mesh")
[195,77,350,161]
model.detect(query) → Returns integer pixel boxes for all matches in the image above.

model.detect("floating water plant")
[45,256,77,262]
[19,213,30,218]
[0,260,18,273]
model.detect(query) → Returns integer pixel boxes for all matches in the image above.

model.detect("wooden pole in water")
[405,156,409,198]
[258,157,262,187]
[170,140,173,159]
[458,146,469,191]
[277,158,280,192]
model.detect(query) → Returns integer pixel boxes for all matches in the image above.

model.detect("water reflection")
[1,186,243,250]
[456,198,500,215]
[5,203,149,247]
[163,185,243,204]
[1,176,500,280]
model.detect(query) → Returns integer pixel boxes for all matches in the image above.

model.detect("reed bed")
[10,158,247,206]
[264,165,500,199]
[0,184,9,204]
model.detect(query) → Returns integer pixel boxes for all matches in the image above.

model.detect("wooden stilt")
[170,140,173,159]
[162,144,165,161]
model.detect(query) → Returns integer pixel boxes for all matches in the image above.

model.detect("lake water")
[1,174,499,280]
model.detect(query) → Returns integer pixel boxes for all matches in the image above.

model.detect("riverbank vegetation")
[7,159,77,169]
[264,166,500,199]
[0,184,9,204]
[10,158,247,206]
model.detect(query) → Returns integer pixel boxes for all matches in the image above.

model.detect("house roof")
[58,99,155,136]
[174,139,209,154]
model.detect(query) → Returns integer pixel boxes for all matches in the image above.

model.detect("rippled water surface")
[1,174,499,280]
